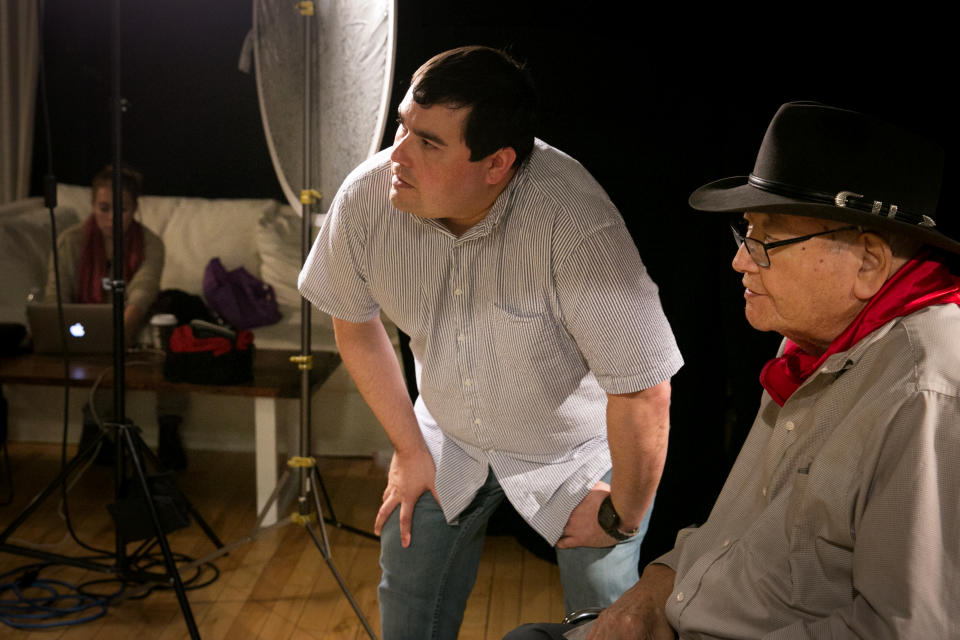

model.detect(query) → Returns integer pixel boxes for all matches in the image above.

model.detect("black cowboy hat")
[689,102,960,255]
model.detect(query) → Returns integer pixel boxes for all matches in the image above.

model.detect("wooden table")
[0,349,341,523]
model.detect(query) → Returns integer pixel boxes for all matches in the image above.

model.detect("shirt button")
[464,378,473,387]
[761,486,768,497]
[457,333,465,342]
[454,288,463,296]
[676,592,685,602]
[474,419,481,425]
[785,421,795,431]
[723,539,730,547]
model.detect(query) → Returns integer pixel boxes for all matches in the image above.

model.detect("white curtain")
[0,0,40,205]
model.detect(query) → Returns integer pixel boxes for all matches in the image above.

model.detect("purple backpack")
[202,257,282,330]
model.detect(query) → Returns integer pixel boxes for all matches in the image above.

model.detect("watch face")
[597,496,620,531]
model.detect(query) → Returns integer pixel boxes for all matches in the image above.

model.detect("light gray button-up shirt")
[657,304,960,638]
[299,140,683,543]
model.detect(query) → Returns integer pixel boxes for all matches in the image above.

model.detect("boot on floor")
[157,414,187,470]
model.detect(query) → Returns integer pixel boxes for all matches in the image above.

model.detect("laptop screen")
[26,303,115,355]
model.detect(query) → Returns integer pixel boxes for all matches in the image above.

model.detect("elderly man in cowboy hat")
[506,102,960,639]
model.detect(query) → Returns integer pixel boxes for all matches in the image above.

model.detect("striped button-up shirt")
[657,304,960,638]
[299,140,683,543]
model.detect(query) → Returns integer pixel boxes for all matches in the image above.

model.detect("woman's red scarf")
[76,214,146,303]
[759,254,960,406]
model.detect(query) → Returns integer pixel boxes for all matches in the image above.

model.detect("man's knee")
[378,491,449,572]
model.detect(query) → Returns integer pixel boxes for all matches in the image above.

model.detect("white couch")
[0,184,392,458]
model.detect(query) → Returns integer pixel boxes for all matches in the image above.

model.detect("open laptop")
[26,303,115,355]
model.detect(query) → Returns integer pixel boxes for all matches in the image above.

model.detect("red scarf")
[759,254,960,406]
[76,215,145,303]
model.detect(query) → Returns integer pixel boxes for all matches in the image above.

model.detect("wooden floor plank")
[484,537,524,639]
[0,442,566,639]
[459,537,496,640]
[519,548,565,625]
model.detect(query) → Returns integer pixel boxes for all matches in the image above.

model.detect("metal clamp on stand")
[289,354,312,370]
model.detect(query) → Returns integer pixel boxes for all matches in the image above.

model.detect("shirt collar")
[816,316,904,375]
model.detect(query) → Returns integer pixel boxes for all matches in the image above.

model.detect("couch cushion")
[0,196,45,217]
[56,183,181,238]
[56,183,92,218]
[136,195,182,237]
[257,205,316,309]
[160,197,278,295]
[0,204,80,324]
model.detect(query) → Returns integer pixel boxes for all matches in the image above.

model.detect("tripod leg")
[0,427,187,580]
[311,463,378,541]
[255,467,293,529]
[183,502,224,550]
[303,524,378,639]
[308,467,332,557]
[313,468,338,522]
[304,467,377,639]
[0,427,106,542]
[137,441,225,549]
[118,427,201,640]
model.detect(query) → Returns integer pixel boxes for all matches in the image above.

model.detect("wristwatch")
[597,495,641,541]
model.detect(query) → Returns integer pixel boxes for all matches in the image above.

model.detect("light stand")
[174,5,379,637]
[0,2,221,637]
[292,1,379,633]
[291,2,378,544]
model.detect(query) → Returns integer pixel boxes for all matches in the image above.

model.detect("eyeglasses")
[730,221,858,268]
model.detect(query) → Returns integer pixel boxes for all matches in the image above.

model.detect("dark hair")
[91,164,143,204]
[411,46,538,166]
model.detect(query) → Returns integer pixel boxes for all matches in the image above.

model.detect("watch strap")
[598,495,640,541]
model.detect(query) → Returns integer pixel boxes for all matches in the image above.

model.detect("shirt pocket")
[786,461,856,613]
[488,303,583,398]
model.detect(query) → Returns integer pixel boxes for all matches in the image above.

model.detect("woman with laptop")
[44,165,186,470]
[45,165,163,339]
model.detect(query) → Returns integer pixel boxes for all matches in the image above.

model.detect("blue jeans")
[378,469,651,640]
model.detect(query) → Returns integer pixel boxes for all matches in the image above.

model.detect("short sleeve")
[556,221,683,394]
[298,185,381,322]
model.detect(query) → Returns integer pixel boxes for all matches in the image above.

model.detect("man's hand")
[585,564,676,640]
[333,316,435,548]
[556,480,618,549]
[374,447,439,548]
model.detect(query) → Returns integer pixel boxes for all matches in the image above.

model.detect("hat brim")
[690,176,960,255]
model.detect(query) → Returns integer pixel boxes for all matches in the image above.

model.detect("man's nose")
[390,131,410,166]
[731,242,759,273]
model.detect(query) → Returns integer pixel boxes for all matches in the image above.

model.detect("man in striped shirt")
[299,46,683,639]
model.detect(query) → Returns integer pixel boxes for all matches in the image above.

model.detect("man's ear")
[853,231,894,301]
[485,147,517,185]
